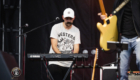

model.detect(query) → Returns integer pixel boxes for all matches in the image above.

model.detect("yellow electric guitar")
[97,0,118,51]
[91,48,98,80]
[97,0,129,51]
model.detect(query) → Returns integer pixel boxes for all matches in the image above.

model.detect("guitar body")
[97,15,118,51]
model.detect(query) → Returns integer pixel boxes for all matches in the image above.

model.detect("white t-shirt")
[49,22,81,67]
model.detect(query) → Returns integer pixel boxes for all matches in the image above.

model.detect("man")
[98,0,140,80]
[48,8,81,80]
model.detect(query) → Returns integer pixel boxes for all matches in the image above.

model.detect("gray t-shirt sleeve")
[50,25,58,39]
[74,29,81,44]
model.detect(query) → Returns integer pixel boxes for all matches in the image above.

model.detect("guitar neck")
[91,48,98,80]
[99,0,106,15]
[91,57,97,80]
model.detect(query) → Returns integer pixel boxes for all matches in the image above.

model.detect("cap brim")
[64,15,74,18]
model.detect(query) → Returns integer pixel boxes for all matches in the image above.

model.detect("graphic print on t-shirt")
[57,32,75,53]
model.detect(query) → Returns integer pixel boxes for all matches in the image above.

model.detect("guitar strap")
[113,0,130,15]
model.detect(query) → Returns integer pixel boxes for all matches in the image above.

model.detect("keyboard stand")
[43,57,54,80]
[43,57,76,80]
[63,58,75,80]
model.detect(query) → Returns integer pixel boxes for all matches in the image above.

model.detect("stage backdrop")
[21,0,118,80]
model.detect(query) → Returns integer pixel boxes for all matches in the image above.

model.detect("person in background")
[98,0,140,80]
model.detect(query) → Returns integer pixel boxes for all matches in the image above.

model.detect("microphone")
[91,49,96,55]
[19,23,29,28]
[55,17,60,21]
[82,49,88,54]
[25,23,29,27]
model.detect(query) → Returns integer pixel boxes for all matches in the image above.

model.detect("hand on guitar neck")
[98,13,112,20]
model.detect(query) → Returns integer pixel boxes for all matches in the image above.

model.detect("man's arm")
[73,44,79,54]
[51,38,61,54]
[73,28,80,54]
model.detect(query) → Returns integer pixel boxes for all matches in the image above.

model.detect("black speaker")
[100,65,117,80]
[0,51,12,80]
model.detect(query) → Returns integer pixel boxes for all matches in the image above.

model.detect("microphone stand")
[17,18,59,77]
[18,19,58,36]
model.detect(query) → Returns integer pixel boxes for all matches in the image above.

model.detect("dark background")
[0,0,138,80]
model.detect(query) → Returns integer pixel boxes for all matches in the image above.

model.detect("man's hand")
[73,44,79,54]
[97,12,112,20]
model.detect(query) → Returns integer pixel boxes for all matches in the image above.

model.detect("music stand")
[107,41,128,79]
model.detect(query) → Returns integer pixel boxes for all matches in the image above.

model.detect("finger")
[98,13,101,16]
[101,16,105,20]
[100,16,105,19]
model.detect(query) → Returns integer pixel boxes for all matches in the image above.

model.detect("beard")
[65,22,73,27]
